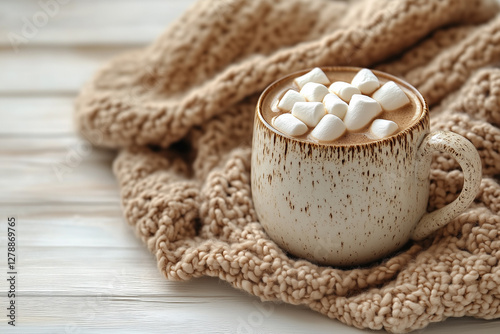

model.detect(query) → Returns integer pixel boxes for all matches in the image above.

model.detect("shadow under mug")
[251,67,482,267]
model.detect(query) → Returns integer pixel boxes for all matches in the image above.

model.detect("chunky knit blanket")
[75,0,500,332]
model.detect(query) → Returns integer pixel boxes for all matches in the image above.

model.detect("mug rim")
[256,66,429,148]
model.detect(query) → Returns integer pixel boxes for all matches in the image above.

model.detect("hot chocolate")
[261,67,423,145]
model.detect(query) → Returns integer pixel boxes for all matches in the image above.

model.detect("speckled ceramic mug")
[251,67,482,266]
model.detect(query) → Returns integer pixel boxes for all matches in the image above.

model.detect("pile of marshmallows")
[272,68,410,142]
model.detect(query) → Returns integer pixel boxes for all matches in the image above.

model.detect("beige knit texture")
[75,0,500,332]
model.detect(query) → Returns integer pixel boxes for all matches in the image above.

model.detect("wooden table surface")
[1,1,499,333]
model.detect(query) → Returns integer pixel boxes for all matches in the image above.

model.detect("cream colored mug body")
[251,67,482,266]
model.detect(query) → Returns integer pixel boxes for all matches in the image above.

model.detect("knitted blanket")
[75,0,500,332]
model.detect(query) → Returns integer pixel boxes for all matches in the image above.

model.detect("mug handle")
[411,131,482,240]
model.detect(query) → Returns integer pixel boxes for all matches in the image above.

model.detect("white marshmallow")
[300,82,330,102]
[370,119,399,139]
[323,93,348,119]
[344,94,382,131]
[329,81,361,102]
[291,102,325,127]
[351,68,380,94]
[277,89,306,111]
[294,67,330,89]
[272,114,308,137]
[311,114,346,142]
[372,81,410,111]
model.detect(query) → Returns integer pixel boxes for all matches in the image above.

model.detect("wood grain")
[0,97,75,135]
[1,0,499,333]
[0,0,194,47]
[0,47,129,94]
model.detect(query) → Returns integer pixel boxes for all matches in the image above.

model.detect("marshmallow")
[300,82,330,102]
[343,94,382,131]
[294,67,330,89]
[370,119,399,139]
[272,113,308,137]
[372,81,410,111]
[323,93,348,119]
[351,69,380,94]
[329,82,361,102]
[291,102,325,127]
[311,114,346,142]
[277,89,306,111]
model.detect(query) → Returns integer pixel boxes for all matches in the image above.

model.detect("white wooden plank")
[0,97,74,135]
[0,204,133,248]
[0,137,119,204]
[0,46,128,94]
[0,135,113,157]
[0,0,197,47]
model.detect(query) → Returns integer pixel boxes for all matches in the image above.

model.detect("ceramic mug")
[251,67,482,266]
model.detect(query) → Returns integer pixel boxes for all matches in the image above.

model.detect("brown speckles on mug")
[253,112,427,265]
